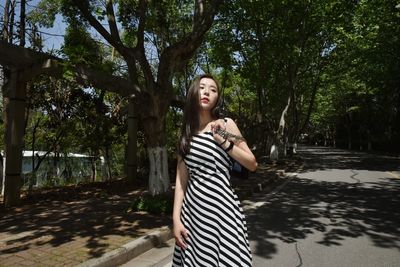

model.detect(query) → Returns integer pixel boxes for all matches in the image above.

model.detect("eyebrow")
[199,83,217,89]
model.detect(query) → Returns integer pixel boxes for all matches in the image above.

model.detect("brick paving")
[0,159,301,267]
[0,184,172,267]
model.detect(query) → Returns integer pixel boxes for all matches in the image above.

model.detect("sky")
[24,0,117,53]
[3,0,187,75]
[39,14,66,51]
[28,0,66,51]
[1,0,67,51]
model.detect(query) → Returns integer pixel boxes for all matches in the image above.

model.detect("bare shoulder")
[224,117,242,135]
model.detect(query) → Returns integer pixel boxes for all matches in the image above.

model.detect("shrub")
[130,193,173,215]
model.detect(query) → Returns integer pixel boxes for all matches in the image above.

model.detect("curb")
[76,226,173,267]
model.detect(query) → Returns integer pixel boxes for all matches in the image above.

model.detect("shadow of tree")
[0,186,172,259]
[298,146,400,172]
[246,146,400,259]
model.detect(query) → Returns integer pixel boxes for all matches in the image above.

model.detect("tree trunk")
[332,128,337,148]
[126,97,138,183]
[91,157,97,182]
[29,117,40,194]
[2,1,11,41]
[8,1,16,43]
[19,0,26,47]
[142,94,170,195]
[0,67,6,196]
[346,113,352,150]
[270,145,279,161]
[1,1,11,198]
[147,147,170,195]
[271,94,291,160]
[104,146,112,181]
[278,94,291,138]
[347,128,352,150]
[52,152,60,184]
[0,155,4,196]
[4,68,27,207]
[367,130,372,151]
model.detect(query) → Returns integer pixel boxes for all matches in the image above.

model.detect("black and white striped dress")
[172,132,252,267]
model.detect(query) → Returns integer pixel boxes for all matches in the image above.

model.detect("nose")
[203,87,209,95]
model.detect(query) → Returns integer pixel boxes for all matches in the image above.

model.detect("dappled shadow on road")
[298,146,400,172]
[247,176,400,259]
[246,146,400,260]
[0,181,172,260]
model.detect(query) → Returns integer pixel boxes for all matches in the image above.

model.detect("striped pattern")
[172,132,252,267]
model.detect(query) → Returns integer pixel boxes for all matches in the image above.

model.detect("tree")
[0,15,132,207]
[207,0,357,157]
[311,0,400,151]
[49,0,223,194]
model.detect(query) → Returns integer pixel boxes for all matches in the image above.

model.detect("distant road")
[246,145,400,267]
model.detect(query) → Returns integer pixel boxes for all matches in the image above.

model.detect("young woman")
[172,74,257,266]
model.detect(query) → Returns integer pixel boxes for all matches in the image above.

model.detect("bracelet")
[224,141,234,152]
[220,139,227,146]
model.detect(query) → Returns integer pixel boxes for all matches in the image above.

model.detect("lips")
[201,98,209,103]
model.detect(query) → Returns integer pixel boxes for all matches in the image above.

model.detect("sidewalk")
[0,159,301,267]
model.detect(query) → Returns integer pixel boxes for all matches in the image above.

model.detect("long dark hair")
[179,74,221,156]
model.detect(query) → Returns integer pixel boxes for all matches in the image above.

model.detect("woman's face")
[199,77,219,112]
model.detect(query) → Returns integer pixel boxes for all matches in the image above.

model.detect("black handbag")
[230,160,249,179]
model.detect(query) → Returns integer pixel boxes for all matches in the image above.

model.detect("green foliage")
[18,0,400,190]
[221,73,257,120]
[129,193,173,215]
[23,74,128,182]
[202,0,359,149]
[166,107,183,155]
[308,0,400,150]
[63,24,103,67]
[27,0,63,28]
[118,0,194,48]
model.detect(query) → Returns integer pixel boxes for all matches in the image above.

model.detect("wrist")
[222,140,229,149]
[224,140,234,152]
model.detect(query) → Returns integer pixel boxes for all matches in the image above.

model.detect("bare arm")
[172,155,189,249]
[211,118,258,172]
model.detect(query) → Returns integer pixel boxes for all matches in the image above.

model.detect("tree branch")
[0,40,138,96]
[71,0,124,53]
[157,0,223,86]
[106,0,121,43]
[135,0,154,88]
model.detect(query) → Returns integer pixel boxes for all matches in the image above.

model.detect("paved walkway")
[0,159,298,267]
[0,184,170,267]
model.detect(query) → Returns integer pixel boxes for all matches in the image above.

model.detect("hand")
[210,119,226,144]
[173,221,189,249]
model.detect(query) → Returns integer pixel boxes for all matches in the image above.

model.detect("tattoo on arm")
[216,128,246,142]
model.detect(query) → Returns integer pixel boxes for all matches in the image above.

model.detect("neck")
[199,110,213,130]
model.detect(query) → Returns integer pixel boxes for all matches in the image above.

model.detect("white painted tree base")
[148,146,170,195]
[270,144,279,160]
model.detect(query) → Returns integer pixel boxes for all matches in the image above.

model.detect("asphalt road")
[123,146,400,267]
[246,146,400,267]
